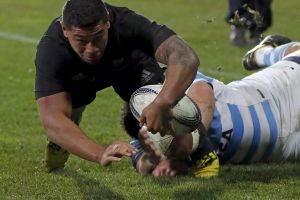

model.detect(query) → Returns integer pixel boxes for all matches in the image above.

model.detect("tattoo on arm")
[155,35,199,68]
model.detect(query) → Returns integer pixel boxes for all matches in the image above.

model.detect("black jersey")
[35,4,175,105]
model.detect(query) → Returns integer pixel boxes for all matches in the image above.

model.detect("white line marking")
[0,30,39,44]
[201,68,244,79]
[0,30,245,79]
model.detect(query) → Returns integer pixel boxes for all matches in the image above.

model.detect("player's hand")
[139,97,175,136]
[138,127,188,177]
[152,160,177,177]
[99,140,138,166]
[152,159,187,177]
[138,126,165,162]
[135,126,166,175]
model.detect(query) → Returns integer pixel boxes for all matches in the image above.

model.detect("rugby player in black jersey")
[35,0,200,171]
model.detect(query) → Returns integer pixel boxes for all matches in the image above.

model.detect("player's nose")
[85,42,99,53]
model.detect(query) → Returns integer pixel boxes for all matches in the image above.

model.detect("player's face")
[62,20,110,64]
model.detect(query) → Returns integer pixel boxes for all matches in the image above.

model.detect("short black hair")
[120,103,140,139]
[62,0,109,29]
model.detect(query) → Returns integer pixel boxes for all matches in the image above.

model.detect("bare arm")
[37,92,136,166]
[155,35,199,106]
[284,43,300,57]
[140,35,199,134]
[187,81,215,130]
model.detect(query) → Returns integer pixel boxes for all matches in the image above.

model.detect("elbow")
[192,53,200,71]
[189,48,200,72]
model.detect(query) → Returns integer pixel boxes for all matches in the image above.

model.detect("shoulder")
[105,3,175,53]
[37,17,69,58]
[105,3,134,23]
[106,3,156,30]
[36,17,74,71]
[40,17,66,42]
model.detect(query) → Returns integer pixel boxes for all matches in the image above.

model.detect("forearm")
[44,114,105,163]
[160,63,197,106]
[155,35,199,106]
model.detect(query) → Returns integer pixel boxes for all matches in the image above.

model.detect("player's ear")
[60,21,69,38]
[106,11,110,29]
[105,20,110,29]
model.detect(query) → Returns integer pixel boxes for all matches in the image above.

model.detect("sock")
[255,42,295,66]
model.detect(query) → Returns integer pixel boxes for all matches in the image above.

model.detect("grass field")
[0,0,300,199]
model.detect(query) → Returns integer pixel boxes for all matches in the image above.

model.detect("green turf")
[0,0,300,199]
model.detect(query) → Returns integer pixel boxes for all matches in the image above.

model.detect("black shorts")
[71,50,165,108]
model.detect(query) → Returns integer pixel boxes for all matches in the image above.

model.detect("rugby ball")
[147,132,174,154]
[129,84,201,136]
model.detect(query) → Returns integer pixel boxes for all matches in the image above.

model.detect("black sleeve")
[35,36,68,100]
[117,8,176,56]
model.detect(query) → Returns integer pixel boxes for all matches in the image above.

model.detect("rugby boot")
[193,151,219,178]
[45,141,69,171]
[191,125,219,178]
[243,35,292,70]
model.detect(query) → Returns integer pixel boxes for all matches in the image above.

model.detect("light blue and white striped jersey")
[193,59,300,163]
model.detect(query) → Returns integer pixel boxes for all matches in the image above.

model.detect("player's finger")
[152,167,162,177]
[108,156,122,162]
[139,114,146,127]
[112,144,120,153]
[101,155,122,166]
[139,125,149,136]
[145,120,159,133]
[159,167,176,177]
[169,170,176,177]
[138,127,154,149]
[166,168,176,177]
[124,143,138,154]
[115,145,138,157]
[161,167,170,176]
